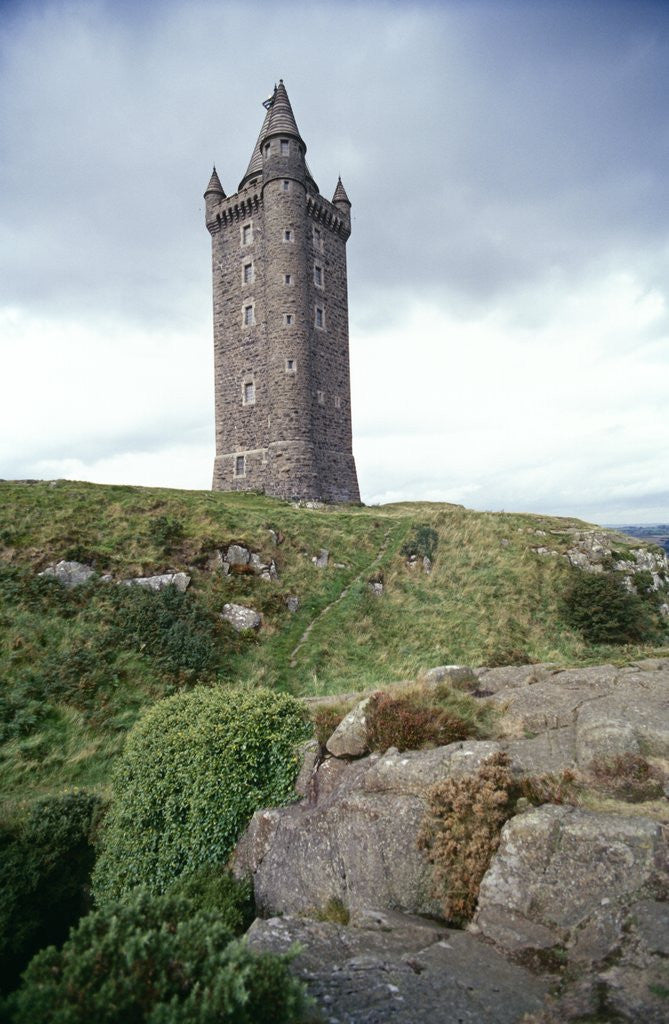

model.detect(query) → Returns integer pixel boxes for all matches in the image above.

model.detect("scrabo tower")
[204,81,360,503]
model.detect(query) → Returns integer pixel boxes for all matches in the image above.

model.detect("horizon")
[1,0,668,524]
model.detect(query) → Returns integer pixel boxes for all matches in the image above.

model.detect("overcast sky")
[1,0,668,523]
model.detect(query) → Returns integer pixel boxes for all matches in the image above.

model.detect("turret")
[332,176,351,212]
[204,166,225,222]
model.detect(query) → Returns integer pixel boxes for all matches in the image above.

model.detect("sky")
[1,0,668,523]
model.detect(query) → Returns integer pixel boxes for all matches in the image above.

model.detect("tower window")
[264,142,270,156]
[317,390,325,405]
[314,264,323,287]
[280,139,289,155]
[243,381,255,405]
[243,304,254,326]
[285,358,296,373]
[334,395,342,409]
[315,306,324,329]
[282,179,290,191]
[313,226,322,249]
[241,223,252,245]
[284,313,293,325]
[283,229,292,242]
[235,455,245,477]
[243,262,253,284]
[284,273,292,285]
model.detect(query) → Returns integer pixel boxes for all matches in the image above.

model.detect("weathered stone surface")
[284,594,300,613]
[39,560,95,587]
[475,805,668,956]
[487,661,669,762]
[326,697,372,758]
[313,548,329,568]
[420,664,478,689]
[220,602,261,631]
[225,543,250,566]
[122,572,190,593]
[246,912,549,1024]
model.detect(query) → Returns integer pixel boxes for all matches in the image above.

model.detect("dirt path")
[289,528,394,668]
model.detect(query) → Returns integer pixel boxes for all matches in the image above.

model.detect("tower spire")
[204,165,225,198]
[239,104,272,189]
[264,79,305,147]
[332,176,351,209]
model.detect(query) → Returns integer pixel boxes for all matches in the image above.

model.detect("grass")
[1,479,667,813]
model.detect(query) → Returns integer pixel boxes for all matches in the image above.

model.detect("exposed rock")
[487,661,669,762]
[246,912,549,1024]
[220,603,261,631]
[421,664,478,690]
[121,571,190,593]
[294,739,320,798]
[284,594,300,614]
[368,581,384,596]
[39,560,96,587]
[326,697,372,758]
[422,556,432,574]
[475,806,669,1023]
[225,543,250,566]
[313,548,329,568]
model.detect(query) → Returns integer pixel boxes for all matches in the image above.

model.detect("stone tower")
[204,81,360,503]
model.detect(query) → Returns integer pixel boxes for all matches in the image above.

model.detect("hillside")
[1,479,667,809]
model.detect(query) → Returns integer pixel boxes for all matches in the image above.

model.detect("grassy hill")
[1,479,667,811]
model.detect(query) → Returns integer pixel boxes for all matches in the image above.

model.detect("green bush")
[561,570,662,645]
[93,687,310,902]
[167,867,254,935]
[401,523,439,562]
[0,791,103,994]
[6,889,307,1024]
[150,514,185,553]
[108,584,221,676]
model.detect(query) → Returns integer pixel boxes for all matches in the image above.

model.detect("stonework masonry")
[205,81,360,503]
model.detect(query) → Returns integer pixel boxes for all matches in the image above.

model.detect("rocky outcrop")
[475,806,669,1023]
[532,528,669,594]
[233,659,669,1023]
[121,571,190,592]
[247,910,550,1024]
[38,560,96,586]
[214,543,278,580]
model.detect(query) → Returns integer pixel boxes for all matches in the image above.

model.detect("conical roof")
[264,79,304,145]
[332,176,351,206]
[239,105,272,188]
[204,166,225,197]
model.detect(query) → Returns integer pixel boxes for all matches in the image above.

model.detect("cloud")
[1,0,668,522]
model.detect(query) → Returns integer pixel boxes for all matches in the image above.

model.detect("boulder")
[220,603,261,631]
[326,697,372,758]
[246,911,549,1024]
[39,560,96,587]
[122,572,190,593]
[313,548,329,568]
[284,594,300,614]
[225,543,250,566]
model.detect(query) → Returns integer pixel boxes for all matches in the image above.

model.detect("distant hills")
[612,525,669,555]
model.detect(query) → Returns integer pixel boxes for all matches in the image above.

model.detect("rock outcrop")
[220,602,262,631]
[233,659,669,1023]
[38,560,96,586]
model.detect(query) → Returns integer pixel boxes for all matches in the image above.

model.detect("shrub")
[92,687,310,902]
[418,752,514,924]
[0,791,103,994]
[560,570,661,645]
[366,691,470,753]
[108,583,221,676]
[150,514,185,553]
[401,523,439,562]
[588,752,663,803]
[6,888,307,1024]
[167,867,254,935]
